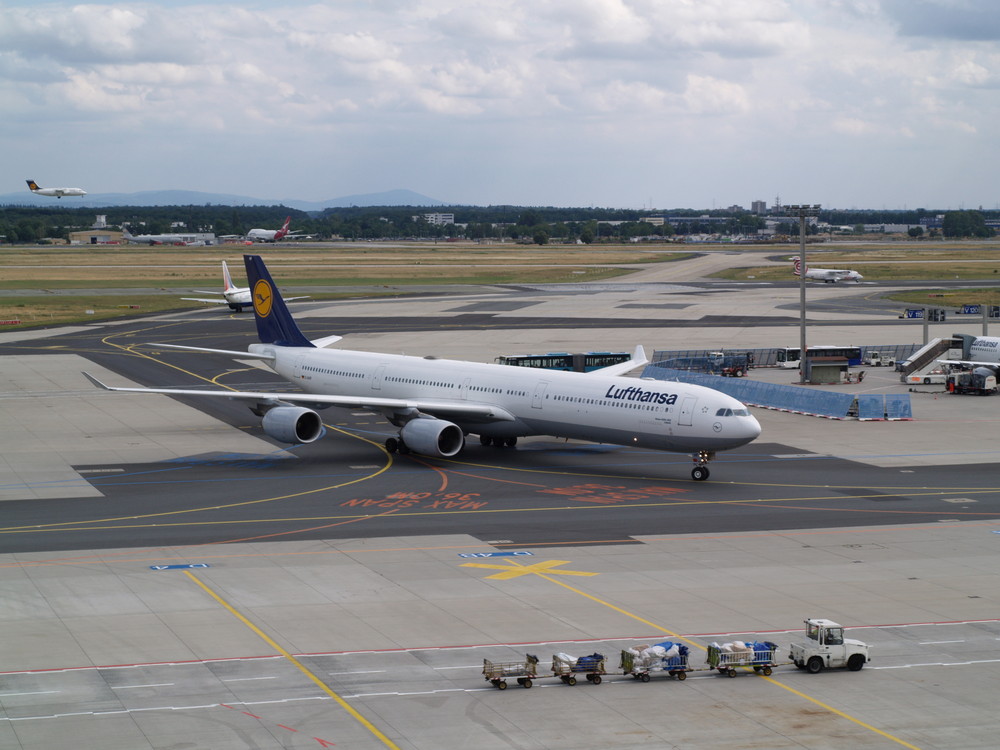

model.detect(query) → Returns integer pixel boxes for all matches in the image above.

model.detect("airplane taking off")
[183,260,309,312]
[25,179,86,198]
[247,217,292,243]
[85,255,761,480]
[792,257,863,283]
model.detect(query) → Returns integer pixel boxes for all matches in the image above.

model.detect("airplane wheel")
[479,435,492,446]
[384,437,398,454]
[504,437,518,447]
[692,466,709,481]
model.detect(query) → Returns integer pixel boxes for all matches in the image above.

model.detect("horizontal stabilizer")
[588,344,648,376]
[145,343,275,360]
[310,334,343,348]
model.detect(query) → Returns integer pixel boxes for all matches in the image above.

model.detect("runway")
[1,265,998,749]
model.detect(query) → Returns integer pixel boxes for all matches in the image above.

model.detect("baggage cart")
[707,641,779,677]
[620,644,691,682]
[551,652,606,685]
[483,654,539,689]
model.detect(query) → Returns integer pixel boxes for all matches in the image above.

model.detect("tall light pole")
[785,204,821,382]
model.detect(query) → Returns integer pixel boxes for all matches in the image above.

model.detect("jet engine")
[400,418,464,457]
[261,406,324,444]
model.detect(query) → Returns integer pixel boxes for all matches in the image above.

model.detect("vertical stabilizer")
[243,254,314,347]
[222,261,236,292]
[275,216,291,241]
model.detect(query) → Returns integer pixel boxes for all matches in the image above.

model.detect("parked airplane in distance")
[939,335,1000,369]
[25,179,86,198]
[792,257,863,283]
[183,260,309,312]
[122,226,207,246]
[84,256,761,480]
[247,217,292,243]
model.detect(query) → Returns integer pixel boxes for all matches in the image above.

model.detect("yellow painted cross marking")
[460,559,598,580]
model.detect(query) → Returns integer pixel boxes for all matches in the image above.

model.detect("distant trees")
[942,210,994,238]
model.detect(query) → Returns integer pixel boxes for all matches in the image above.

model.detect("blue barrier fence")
[641,364,912,420]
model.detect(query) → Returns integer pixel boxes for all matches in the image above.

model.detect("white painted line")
[873,658,1000,670]
[328,670,387,676]
[0,691,60,697]
[221,676,276,682]
[918,640,965,645]
[112,683,175,690]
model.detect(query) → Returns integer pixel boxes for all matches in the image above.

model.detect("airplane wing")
[938,359,997,369]
[82,372,515,423]
[182,297,231,305]
[588,345,648,376]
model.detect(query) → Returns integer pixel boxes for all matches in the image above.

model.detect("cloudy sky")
[2,0,998,209]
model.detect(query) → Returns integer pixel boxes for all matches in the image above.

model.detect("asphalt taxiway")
[1,261,999,749]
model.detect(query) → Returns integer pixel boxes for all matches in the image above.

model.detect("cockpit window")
[716,408,751,417]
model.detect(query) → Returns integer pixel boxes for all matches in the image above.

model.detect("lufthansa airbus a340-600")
[85,255,761,480]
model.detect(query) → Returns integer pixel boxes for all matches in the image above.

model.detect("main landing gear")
[479,435,518,448]
[384,436,409,454]
[691,451,715,481]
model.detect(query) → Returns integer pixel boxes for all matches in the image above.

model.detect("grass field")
[0,243,682,328]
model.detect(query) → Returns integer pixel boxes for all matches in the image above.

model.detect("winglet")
[243,254,314,348]
[83,371,111,390]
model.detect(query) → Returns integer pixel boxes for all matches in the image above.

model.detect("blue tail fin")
[243,254,314,347]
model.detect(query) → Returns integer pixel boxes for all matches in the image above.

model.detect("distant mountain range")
[0,188,446,211]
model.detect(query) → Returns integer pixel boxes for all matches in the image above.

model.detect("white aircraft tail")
[792,256,805,276]
[222,261,236,292]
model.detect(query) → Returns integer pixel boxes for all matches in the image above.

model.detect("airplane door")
[372,364,386,391]
[460,378,470,400]
[678,395,696,426]
[532,381,549,409]
[293,355,306,380]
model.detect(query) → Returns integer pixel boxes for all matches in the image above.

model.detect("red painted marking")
[243,712,262,719]
[277,724,298,732]
[314,738,337,747]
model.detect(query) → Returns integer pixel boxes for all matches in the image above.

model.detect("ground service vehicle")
[776,345,863,369]
[707,352,749,377]
[863,351,895,367]
[495,351,631,372]
[789,618,870,673]
[906,368,947,385]
[946,368,998,395]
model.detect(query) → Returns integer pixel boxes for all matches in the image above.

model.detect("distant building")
[640,216,665,226]
[69,230,124,245]
[420,213,455,226]
[751,200,768,215]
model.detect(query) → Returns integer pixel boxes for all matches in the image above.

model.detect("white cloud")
[0,0,996,208]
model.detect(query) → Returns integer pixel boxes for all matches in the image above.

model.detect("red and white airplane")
[246,217,292,242]
[792,256,863,283]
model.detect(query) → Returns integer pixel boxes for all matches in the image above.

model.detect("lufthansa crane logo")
[253,279,273,317]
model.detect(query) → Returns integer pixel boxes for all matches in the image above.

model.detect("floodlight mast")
[784,204,821,382]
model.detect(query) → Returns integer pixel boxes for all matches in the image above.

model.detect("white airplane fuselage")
[251,343,761,453]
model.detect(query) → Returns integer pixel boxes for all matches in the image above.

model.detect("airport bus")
[495,351,631,372]
[775,345,863,369]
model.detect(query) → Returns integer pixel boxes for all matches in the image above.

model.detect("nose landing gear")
[691,451,715,481]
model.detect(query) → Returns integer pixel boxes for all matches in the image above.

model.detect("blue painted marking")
[150,563,211,570]
[458,551,533,558]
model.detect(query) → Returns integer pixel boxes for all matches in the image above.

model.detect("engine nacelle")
[400,418,465,457]
[261,406,324,444]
